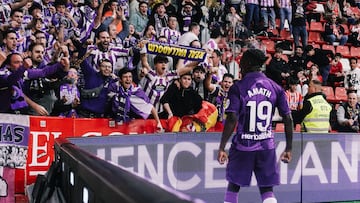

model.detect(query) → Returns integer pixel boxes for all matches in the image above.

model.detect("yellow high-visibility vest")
[302,95,332,133]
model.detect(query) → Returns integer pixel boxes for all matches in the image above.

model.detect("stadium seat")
[309,22,324,32]
[322,44,335,54]
[262,40,275,54]
[275,123,284,132]
[321,86,337,103]
[279,29,292,41]
[340,58,351,73]
[308,31,325,44]
[268,28,279,38]
[350,46,360,58]
[265,53,272,65]
[310,43,321,49]
[341,24,349,35]
[281,54,289,62]
[350,6,360,16]
[276,18,280,28]
[336,45,350,58]
[277,123,301,132]
[334,87,348,102]
[320,14,327,23]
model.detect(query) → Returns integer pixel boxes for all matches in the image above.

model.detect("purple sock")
[261,191,275,202]
[224,191,238,203]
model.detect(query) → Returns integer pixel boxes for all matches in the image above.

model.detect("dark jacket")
[266,58,290,85]
[306,48,334,67]
[160,82,202,117]
[78,59,116,115]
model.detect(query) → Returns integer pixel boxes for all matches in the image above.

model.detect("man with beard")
[82,30,131,74]
[0,52,69,114]
[23,43,68,115]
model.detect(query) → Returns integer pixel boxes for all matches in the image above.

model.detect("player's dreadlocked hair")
[240,49,267,76]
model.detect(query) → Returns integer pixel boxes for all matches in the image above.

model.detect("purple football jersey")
[226,72,290,151]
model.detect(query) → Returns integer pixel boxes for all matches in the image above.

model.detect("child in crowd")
[328,53,345,87]
[285,78,303,124]
[308,64,323,83]
[51,68,80,118]
[296,70,310,96]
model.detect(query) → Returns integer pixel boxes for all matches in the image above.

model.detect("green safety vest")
[302,94,332,133]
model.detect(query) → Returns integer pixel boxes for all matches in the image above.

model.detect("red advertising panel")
[23,116,74,193]
[13,115,222,194]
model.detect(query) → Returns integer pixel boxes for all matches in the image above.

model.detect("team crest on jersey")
[170,35,179,42]
[224,98,230,110]
[154,84,166,92]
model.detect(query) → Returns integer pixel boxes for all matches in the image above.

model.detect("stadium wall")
[0,114,359,202]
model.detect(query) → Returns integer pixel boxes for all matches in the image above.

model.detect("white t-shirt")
[177,32,199,46]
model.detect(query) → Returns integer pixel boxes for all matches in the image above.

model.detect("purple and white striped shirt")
[141,69,179,113]
[204,39,219,51]
[279,0,292,8]
[160,27,181,45]
[87,45,129,72]
[259,0,274,7]
[246,0,259,5]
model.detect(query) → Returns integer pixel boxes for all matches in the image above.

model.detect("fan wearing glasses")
[77,58,117,118]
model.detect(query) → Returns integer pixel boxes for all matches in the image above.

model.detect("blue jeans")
[321,64,331,85]
[245,3,260,29]
[325,34,349,45]
[279,7,292,33]
[260,7,275,28]
[292,25,308,48]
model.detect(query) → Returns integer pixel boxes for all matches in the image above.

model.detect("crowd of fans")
[0,0,360,132]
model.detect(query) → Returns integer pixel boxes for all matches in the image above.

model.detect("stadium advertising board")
[24,116,173,193]
[1,113,359,202]
[0,114,29,202]
[71,133,360,203]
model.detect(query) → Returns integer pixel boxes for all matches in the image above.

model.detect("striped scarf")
[114,85,131,123]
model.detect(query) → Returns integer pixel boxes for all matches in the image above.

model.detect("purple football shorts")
[226,147,280,187]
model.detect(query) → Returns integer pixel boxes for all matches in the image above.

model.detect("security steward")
[295,79,332,133]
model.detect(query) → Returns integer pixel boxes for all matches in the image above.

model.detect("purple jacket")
[0,63,65,113]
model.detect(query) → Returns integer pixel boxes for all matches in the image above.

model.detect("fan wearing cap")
[217,49,293,203]
[108,68,163,131]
